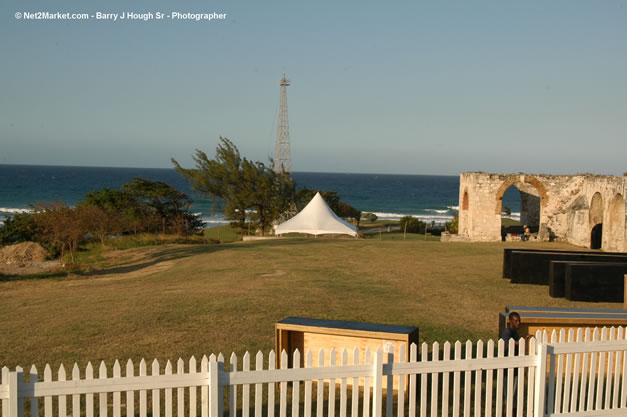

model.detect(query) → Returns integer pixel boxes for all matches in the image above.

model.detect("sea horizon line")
[0,163,460,178]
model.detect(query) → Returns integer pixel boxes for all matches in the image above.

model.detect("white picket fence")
[1,327,627,417]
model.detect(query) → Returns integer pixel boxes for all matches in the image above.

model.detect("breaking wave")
[0,207,32,214]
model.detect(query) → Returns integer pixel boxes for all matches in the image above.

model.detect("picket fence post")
[8,371,20,417]
[372,348,383,417]
[209,359,219,417]
[533,343,547,417]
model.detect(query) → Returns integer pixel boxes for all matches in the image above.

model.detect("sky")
[1,1,626,176]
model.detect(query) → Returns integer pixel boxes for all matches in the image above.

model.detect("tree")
[399,216,426,234]
[33,202,85,265]
[445,216,459,234]
[123,178,202,235]
[78,205,121,246]
[240,159,295,235]
[338,202,361,226]
[363,212,378,222]
[83,187,146,234]
[173,138,249,230]
[172,137,295,235]
[83,179,203,236]
[0,212,41,245]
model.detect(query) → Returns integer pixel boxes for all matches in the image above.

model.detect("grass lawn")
[0,236,621,371]
[501,217,520,227]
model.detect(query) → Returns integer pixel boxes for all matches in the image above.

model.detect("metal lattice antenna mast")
[274,73,292,173]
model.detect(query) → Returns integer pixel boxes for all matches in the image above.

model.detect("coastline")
[0,165,523,226]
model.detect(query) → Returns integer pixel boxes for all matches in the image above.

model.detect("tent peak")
[274,193,358,237]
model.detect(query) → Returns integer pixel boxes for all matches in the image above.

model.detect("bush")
[363,212,378,222]
[399,216,426,234]
[0,213,41,245]
[445,216,459,234]
[338,202,361,225]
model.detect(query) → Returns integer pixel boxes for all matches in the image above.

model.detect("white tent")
[274,192,358,237]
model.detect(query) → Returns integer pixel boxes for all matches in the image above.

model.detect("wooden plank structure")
[506,305,627,315]
[549,260,627,298]
[275,317,419,368]
[509,250,627,285]
[502,248,600,279]
[275,317,419,391]
[565,262,627,302]
[499,311,627,339]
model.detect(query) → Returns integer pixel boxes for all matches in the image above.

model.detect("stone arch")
[495,175,548,215]
[607,193,625,250]
[589,192,603,249]
[589,192,603,225]
[462,189,469,210]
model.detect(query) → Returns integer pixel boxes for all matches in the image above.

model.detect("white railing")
[1,327,626,417]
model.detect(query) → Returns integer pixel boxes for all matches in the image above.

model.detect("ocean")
[0,164,521,226]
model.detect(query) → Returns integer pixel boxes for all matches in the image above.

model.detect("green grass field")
[0,234,620,371]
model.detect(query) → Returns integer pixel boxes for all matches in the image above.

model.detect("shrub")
[363,212,378,222]
[399,216,426,234]
[0,213,41,245]
[338,202,361,226]
[445,216,459,234]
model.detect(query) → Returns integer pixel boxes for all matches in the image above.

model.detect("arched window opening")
[589,192,603,249]
[591,224,603,249]
[497,182,541,241]
[462,191,469,210]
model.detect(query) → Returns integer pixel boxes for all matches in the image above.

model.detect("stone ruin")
[454,172,626,252]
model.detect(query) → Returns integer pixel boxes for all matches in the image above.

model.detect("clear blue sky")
[1,1,626,175]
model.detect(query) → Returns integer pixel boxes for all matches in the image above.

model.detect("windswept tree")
[241,159,295,235]
[172,137,296,235]
[173,138,249,229]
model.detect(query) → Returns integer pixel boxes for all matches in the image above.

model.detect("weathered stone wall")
[457,172,626,252]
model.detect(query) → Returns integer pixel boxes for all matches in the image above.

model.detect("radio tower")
[274,73,292,173]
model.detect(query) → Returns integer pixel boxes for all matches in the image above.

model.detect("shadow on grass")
[0,270,69,282]
[75,237,346,278]
[0,238,355,282]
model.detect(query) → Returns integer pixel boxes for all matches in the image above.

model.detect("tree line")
[0,137,363,262]
[0,178,203,264]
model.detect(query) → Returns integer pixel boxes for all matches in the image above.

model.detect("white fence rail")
[1,327,627,417]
